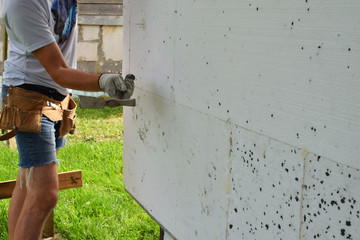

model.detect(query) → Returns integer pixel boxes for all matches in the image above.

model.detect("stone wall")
[0,0,123,75]
[76,0,123,74]
[77,24,123,74]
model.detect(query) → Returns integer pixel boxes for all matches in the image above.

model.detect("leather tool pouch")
[1,87,44,133]
[0,86,77,140]
[58,95,77,138]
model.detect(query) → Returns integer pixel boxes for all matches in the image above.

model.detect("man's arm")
[32,42,101,91]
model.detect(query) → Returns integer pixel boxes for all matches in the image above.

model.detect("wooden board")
[0,180,15,199]
[78,15,123,26]
[78,0,122,4]
[123,1,360,239]
[58,170,83,191]
[0,170,82,199]
[78,3,123,16]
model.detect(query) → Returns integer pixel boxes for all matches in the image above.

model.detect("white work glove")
[98,73,135,99]
[122,74,136,99]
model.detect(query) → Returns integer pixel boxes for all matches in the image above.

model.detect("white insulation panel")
[123,1,360,239]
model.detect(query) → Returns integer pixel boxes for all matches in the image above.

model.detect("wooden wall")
[78,0,123,26]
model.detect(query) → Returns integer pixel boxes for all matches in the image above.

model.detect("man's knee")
[27,189,58,214]
[41,190,58,210]
[38,189,58,211]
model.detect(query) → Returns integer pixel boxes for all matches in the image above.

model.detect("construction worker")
[0,0,134,239]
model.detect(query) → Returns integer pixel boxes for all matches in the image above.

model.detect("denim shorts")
[1,84,66,168]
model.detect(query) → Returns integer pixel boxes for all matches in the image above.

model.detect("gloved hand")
[98,73,135,99]
[121,74,135,99]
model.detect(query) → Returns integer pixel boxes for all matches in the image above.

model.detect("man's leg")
[6,113,65,239]
[8,149,62,240]
[12,162,59,240]
[8,171,27,240]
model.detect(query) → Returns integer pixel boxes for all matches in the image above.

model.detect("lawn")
[0,102,159,239]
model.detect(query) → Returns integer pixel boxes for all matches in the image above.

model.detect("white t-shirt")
[2,0,78,95]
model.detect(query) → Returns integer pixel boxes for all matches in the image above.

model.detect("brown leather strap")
[0,128,18,141]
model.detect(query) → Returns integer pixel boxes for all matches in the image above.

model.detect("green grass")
[0,103,159,239]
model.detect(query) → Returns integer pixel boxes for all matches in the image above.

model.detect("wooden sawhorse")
[0,170,82,239]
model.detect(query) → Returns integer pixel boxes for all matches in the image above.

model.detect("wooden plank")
[42,210,54,238]
[0,170,82,199]
[78,0,122,4]
[58,170,83,191]
[160,228,164,240]
[78,4,123,16]
[0,180,15,199]
[7,137,16,150]
[78,15,123,26]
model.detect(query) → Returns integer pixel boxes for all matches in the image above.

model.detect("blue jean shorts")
[1,84,66,168]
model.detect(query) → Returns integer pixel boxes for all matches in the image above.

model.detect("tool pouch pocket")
[0,93,44,133]
[59,96,77,138]
[0,104,15,131]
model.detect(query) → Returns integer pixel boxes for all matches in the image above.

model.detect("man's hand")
[98,74,135,99]
[121,74,135,99]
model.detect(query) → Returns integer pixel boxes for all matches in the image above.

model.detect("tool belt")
[0,86,77,141]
